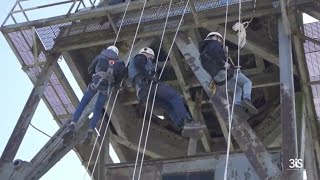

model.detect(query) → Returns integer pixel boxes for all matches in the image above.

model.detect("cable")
[82,0,136,179]
[135,1,191,179]
[89,0,152,177]
[82,90,113,180]
[131,0,174,178]
[223,0,243,180]
[30,123,52,138]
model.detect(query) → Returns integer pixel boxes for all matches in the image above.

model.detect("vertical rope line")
[136,1,191,179]
[82,90,113,180]
[132,0,174,179]
[88,0,152,177]
[223,0,242,179]
[84,0,148,178]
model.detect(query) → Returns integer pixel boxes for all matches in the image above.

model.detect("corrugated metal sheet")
[304,21,320,119]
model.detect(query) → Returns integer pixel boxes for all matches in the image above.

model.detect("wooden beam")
[111,134,163,158]
[0,54,58,164]
[255,105,281,147]
[1,0,279,34]
[206,24,279,66]
[61,51,88,91]
[189,0,200,27]
[305,115,320,180]
[278,14,299,179]
[162,38,212,152]
[289,9,320,177]
[174,33,281,179]
[26,94,98,179]
[49,6,281,52]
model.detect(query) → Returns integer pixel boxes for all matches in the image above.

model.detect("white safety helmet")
[139,47,155,56]
[206,32,223,41]
[107,45,119,55]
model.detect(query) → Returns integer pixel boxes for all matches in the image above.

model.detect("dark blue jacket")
[128,54,155,85]
[88,49,126,90]
[199,39,233,84]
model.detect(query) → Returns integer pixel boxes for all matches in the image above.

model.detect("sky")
[0,1,318,180]
[0,1,118,180]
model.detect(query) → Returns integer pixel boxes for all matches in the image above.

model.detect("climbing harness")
[82,0,139,179]
[90,59,116,96]
[85,0,154,178]
[132,1,191,180]
[131,0,175,177]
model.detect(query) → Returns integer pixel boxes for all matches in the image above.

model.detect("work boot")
[240,98,258,115]
[62,123,75,139]
[182,117,206,137]
[83,130,93,144]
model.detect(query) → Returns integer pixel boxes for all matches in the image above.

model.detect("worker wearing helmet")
[128,47,205,135]
[63,45,126,143]
[199,32,258,114]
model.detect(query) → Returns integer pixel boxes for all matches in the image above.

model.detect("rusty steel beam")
[174,33,281,179]
[0,54,58,164]
[278,16,299,179]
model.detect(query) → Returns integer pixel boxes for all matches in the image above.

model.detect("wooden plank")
[0,54,58,164]
[162,38,212,152]
[174,33,281,179]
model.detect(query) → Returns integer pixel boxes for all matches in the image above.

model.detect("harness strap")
[91,60,116,90]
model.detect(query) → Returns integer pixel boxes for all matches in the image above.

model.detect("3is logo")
[289,159,303,169]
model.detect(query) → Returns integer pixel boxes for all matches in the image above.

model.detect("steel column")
[0,54,58,164]
[278,17,299,179]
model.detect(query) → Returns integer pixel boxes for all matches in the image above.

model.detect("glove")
[147,76,160,83]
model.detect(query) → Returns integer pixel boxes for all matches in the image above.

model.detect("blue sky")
[0,0,318,180]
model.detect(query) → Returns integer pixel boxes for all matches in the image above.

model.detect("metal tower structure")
[0,0,320,179]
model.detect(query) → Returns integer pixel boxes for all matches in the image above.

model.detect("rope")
[134,1,190,180]
[30,123,52,138]
[82,0,136,179]
[87,0,152,178]
[131,0,174,178]
[223,0,243,179]
[82,90,113,180]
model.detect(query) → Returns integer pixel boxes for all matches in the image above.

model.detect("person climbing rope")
[62,45,126,144]
[128,47,205,135]
[199,32,258,114]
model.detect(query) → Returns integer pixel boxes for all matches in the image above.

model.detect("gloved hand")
[147,76,160,83]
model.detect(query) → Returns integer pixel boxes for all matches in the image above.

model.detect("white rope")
[82,90,113,180]
[131,0,174,179]
[223,0,242,179]
[88,0,152,178]
[135,1,190,180]
[114,0,133,45]
[82,0,145,179]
